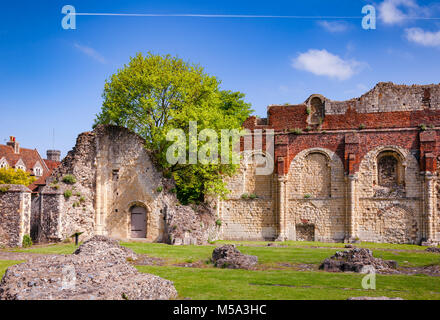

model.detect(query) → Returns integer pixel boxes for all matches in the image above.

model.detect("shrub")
[306,107,311,115]
[50,183,60,190]
[290,128,303,135]
[22,235,33,248]
[0,186,10,193]
[62,174,76,185]
[358,124,366,130]
[216,219,222,227]
[241,193,249,199]
[419,124,427,131]
[64,189,73,199]
[304,194,312,199]
[249,193,258,199]
[156,186,163,192]
[0,168,36,186]
[79,196,85,203]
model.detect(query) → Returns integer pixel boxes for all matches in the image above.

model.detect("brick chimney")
[6,136,20,154]
[46,150,61,162]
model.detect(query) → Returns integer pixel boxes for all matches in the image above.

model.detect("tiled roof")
[0,145,42,171]
[44,159,60,171]
[0,144,60,192]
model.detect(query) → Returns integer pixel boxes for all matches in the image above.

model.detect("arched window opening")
[374,151,405,197]
[309,97,325,125]
[377,151,404,187]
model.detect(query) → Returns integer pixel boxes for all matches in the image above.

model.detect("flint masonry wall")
[0,185,31,247]
[34,125,218,244]
[220,82,440,244]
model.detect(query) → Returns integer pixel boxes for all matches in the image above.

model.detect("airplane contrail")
[71,13,440,20]
[73,13,364,19]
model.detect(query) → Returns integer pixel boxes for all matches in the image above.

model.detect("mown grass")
[0,260,23,278]
[2,240,440,300]
[137,265,440,300]
[122,242,439,267]
[6,243,78,255]
[5,241,439,268]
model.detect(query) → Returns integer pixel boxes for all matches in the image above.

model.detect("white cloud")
[405,27,440,47]
[292,49,362,81]
[378,0,427,25]
[73,43,107,64]
[317,21,349,33]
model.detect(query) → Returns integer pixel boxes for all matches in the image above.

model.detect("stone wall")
[219,161,276,240]
[218,83,440,244]
[0,185,31,247]
[285,148,346,242]
[34,125,218,244]
[325,82,440,115]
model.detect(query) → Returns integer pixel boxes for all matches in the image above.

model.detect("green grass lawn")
[0,260,23,277]
[7,243,78,255]
[6,240,440,268]
[136,265,440,300]
[2,240,440,300]
[122,242,439,267]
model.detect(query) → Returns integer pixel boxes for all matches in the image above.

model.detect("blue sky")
[1,0,440,157]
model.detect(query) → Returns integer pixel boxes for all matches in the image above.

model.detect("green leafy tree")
[0,168,36,186]
[95,53,252,204]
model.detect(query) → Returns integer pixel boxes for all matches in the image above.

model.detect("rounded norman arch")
[287,147,344,199]
[358,145,420,197]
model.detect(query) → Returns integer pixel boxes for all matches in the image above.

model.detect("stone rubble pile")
[73,235,137,261]
[165,202,219,246]
[212,245,258,270]
[0,236,177,300]
[426,247,440,253]
[319,248,398,273]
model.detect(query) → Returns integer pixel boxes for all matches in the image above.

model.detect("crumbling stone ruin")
[0,236,177,300]
[426,247,440,253]
[319,248,398,273]
[0,125,219,246]
[218,82,440,245]
[0,185,31,247]
[212,245,258,270]
[2,82,440,246]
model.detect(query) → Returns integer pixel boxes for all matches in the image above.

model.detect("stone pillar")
[275,175,288,241]
[345,174,358,241]
[0,184,32,247]
[95,155,108,236]
[424,173,436,243]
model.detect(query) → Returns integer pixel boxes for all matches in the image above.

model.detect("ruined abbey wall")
[2,82,439,246]
[31,125,218,245]
[220,83,440,244]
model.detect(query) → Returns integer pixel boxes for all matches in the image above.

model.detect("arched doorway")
[130,206,147,238]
